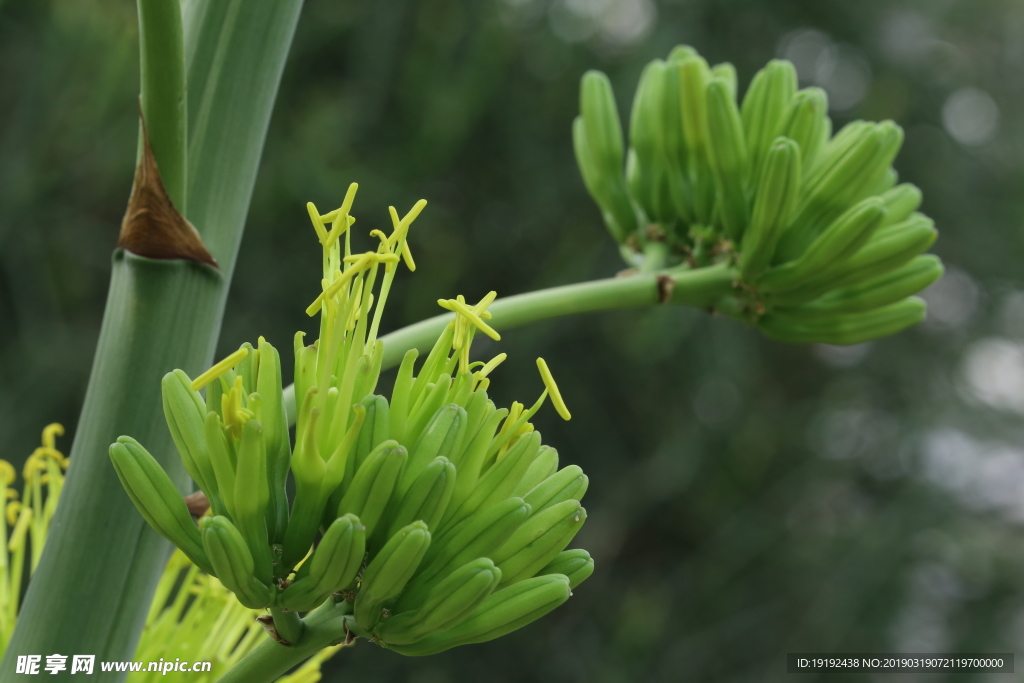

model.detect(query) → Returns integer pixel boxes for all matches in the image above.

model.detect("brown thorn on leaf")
[257,615,293,646]
[656,275,675,304]
[118,107,217,267]
[184,491,210,518]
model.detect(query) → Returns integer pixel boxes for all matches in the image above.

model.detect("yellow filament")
[191,347,250,391]
[8,506,32,551]
[536,358,571,421]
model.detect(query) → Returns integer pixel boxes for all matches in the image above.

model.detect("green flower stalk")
[110,184,593,678]
[574,46,944,345]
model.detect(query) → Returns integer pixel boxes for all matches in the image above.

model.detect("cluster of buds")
[574,46,944,345]
[110,184,592,655]
[1,424,68,654]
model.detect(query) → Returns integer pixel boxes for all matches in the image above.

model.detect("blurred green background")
[2,0,1024,680]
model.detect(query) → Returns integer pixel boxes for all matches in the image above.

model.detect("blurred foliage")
[4,0,1024,681]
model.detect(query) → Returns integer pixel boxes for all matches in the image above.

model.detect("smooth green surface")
[137,0,186,211]
[0,253,223,675]
[0,1,304,677]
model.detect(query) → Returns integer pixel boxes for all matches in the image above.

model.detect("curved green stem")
[219,602,352,683]
[283,263,737,423]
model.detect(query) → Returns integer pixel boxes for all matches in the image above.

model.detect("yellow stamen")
[342,253,399,265]
[438,298,501,341]
[0,460,14,486]
[221,376,254,439]
[387,201,425,272]
[475,353,507,379]
[319,181,360,225]
[191,347,250,391]
[324,215,355,250]
[472,290,498,315]
[536,358,571,421]
[306,253,374,316]
[42,423,64,449]
[306,202,328,244]
[8,506,31,551]
[6,500,22,527]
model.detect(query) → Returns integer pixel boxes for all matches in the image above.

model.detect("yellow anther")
[42,423,64,449]
[400,199,427,230]
[536,357,571,421]
[324,215,356,250]
[6,500,22,527]
[369,229,391,252]
[343,252,399,265]
[387,201,424,272]
[221,376,254,439]
[476,377,491,392]
[257,335,266,347]
[319,181,360,224]
[191,347,250,391]
[23,455,49,482]
[476,353,507,379]
[306,202,329,244]
[0,459,14,486]
[306,253,374,316]
[472,291,498,316]
[438,298,501,341]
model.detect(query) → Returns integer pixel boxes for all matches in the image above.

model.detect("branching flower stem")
[219,602,354,683]
[283,263,738,424]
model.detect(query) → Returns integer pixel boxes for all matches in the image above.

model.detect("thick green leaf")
[1,1,304,675]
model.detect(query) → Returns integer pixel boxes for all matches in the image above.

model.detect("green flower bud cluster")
[573,46,944,345]
[110,184,592,655]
